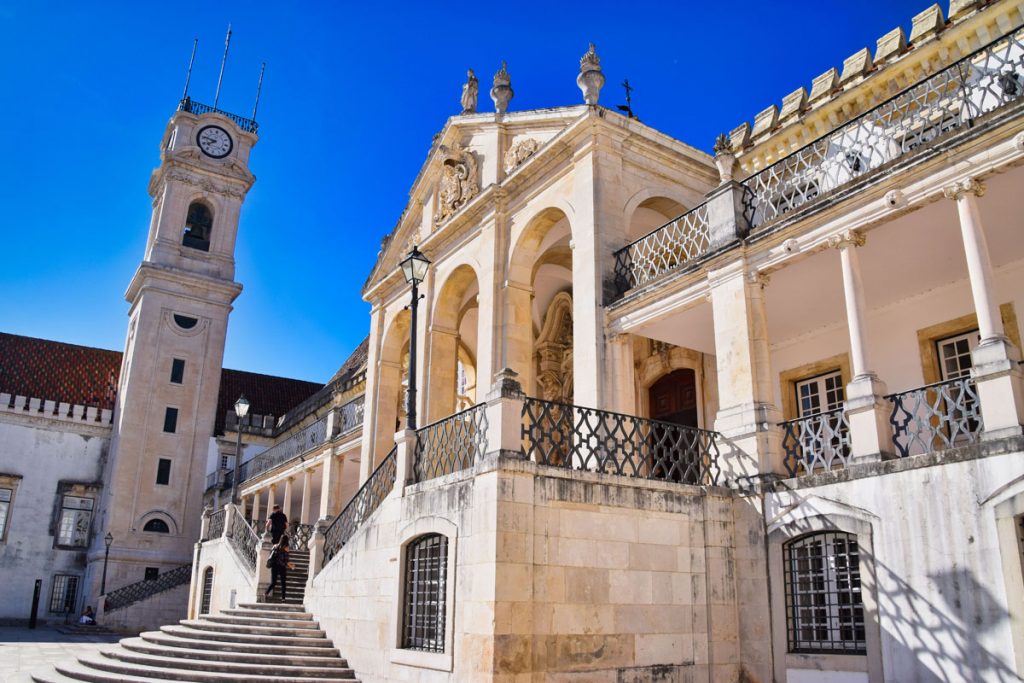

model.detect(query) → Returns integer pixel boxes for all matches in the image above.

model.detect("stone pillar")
[606,333,637,416]
[306,515,331,587]
[256,533,273,597]
[267,485,276,517]
[251,489,261,526]
[484,368,527,458]
[359,305,387,484]
[501,281,534,394]
[708,259,783,482]
[425,325,460,422]
[570,155,607,410]
[831,230,893,460]
[319,455,339,520]
[704,180,751,251]
[282,477,294,524]
[300,468,313,525]
[198,504,212,541]
[222,502,234,539]
[944,178,1024,438]
[393,429,419,497]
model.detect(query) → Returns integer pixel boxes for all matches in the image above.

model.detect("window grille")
[0,488,11,539]
[784,531,865,654]
[200,568,214,615]
[143,519,170,533]
[402,534,448,653]
[56,495,93,548]
[49,574,79,614]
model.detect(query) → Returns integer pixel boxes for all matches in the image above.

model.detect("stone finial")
[874,28,907,65]
[751,105,779,137]
[713,133,737,183]
[729,122,751,150]
[577,43,605,105]
[779,87,808,122]
[909,4,945,43]
[949,0,980,20]
[840,48,873,84]
[809,68,840,103]
[461,69,479,114]
[491,61,514,114]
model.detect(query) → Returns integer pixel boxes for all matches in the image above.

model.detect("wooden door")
[649,368,698,428]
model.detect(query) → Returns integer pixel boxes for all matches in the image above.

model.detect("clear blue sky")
[0,0,927,384]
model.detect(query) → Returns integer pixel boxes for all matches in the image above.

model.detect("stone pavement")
[0,626,120,683]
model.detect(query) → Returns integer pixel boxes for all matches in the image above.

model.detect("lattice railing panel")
[887,377,982,458]
[104,563,193,612]
[322,448,397,568]
[521,398,721,485]
[290,523,315,551]
[236,415,329,485]
[414,404,489,482]
[178,97,259,133]
[781,408,852,477]
[613,203,712,295]
[228,507,260,572]
[338,395,365,435]
[742,26,1024,229]
[206,509,226,540]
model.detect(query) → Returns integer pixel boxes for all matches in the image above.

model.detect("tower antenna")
[181,38,198,102]
[213,23,232,110]
[251,62,266,121]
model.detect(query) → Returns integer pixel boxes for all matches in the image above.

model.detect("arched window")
[200,567,214,615]
[402,533,447,652]
[182,201,213,252]
[143,519,170,534]
[783,531,865,654]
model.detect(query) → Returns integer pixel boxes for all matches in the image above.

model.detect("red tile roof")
[0,332,323,434]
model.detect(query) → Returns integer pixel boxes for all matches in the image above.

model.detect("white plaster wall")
[189,536,256,618]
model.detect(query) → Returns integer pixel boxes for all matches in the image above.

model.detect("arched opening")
[401,533,448,653]
[200,567,214,615]
[182,201,213,252]
[143,518,170,533]
[627,196,687,243]
[375,310,411,466]
[427,265,480,422]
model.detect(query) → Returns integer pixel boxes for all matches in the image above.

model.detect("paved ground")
[0,626,121,683]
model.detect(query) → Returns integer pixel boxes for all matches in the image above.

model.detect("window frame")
[143,519,170,534]
[49,574,80,614]
[55,494,94,549]
[0,474,21,544]
[163,407,179,434]
[156,458,172,486]
[170,358,186,384]
[401,533,448,653]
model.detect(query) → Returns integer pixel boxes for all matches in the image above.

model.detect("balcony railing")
[521,398,722,485]
[887,377,983,458]
[338,395,365,435]
[233,414,329,485]
[227,507,260,572]
[178,97,258,134]
[413,403,488,482]
[781,408,852,477]
[206,509,226,540]
[322,447,397,568]
[742,25,1024,229]
[104,563,193,612]
[613,203,712,295]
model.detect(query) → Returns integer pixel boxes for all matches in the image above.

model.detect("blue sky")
[0,0,927,384]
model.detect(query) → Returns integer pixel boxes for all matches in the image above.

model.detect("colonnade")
[239,450,348,530]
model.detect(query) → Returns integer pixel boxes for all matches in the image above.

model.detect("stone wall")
[188,536,257,619]
[98,582,189,634]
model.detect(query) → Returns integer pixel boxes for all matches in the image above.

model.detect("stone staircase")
[261,549,310,606]
[32,551,358,682]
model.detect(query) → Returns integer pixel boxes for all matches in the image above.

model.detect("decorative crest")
[460,69,478,114]
[434,144,480,223]
[504,138,540,174]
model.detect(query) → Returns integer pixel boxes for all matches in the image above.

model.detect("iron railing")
[235,415,329,484]
[178,97,259,134]
[289,523,315,551]
[613,203,713,295]
[104,563,193,612]
[887,377,983,458]
[521,398,721,485]
[413,404,489,482]
[205,470,223,491]
[742,25,1024,229]
[227,507,260,572]
[338,395,365,435]
[322,448,397,568]
[781,408,852,477]
[206,509,226,540]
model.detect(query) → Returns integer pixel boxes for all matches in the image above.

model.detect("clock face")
[196,125,233,158]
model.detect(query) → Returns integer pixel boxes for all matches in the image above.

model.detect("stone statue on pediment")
[461,69,478,114]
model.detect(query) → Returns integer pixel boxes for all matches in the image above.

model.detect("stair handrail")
[103,562,193,612]
[321,446,397,568]
[227,504,260,572]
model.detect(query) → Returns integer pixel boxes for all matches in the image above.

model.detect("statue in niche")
[460,69,478,114]
[534,292,574,466]
[434,144,479,223]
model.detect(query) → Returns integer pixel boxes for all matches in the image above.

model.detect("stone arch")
[427,264,481,421]
[374,308,411,466]
[636,342,713,428]
[183,198,215,251]
[139,510,178,535]
[626,194,688,243]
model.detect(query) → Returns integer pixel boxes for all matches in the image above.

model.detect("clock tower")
[86,101,258,603]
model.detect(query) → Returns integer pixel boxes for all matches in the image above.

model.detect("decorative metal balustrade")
[521,398,721,485]
[742,25,1024,229]
[613,203,712,295]
[781,408,852,477]
[178,97,259,134]
[206,509,226,540]
[289,523,315,551]
[414,404,489,482]
[205,470,223,491]
[887,377,982,458]
[235,415,329,484]
[104,563,193,612]
[227,508,260,572]
[322,448,397,568]
[338,395,365,435]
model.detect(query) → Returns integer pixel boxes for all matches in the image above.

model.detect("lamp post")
[231,395,250,504]
[399,246,431,430]
[101,532,113,595]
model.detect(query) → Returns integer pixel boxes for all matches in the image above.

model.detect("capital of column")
[942,177,985,202]
[827,228,866,250]
[745,270,771,289]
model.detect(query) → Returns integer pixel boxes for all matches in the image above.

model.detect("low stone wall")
[99,582,189,634]
[188,537,257,619]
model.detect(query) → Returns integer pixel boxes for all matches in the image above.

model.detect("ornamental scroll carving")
[434,144,479,223]
[535,292,574,404]
[504,138,540,174]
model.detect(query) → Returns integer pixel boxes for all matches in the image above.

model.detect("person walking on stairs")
[266,504,288,544]
[264,535,294,602]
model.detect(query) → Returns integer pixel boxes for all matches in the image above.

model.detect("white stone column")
[831,230,892,460]
[300,468,313,525]
[606,333,637,416]
[250,489,261,525]
[393,429,418,497]
[318,455,337,520]
[282,477,294,525]
[484,368,527,459]
[267,485,276,517]
[359,305,386,484]
[944,178,1024,438]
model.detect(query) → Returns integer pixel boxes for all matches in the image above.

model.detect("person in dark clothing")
[266,504,288,544]
[264,536,294,602]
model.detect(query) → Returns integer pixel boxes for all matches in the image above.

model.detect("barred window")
[49,574,79,614]
[56,495,93,548]
[200,568,214,615]
[402,534,448,652]
[784,531,865,654]
[0,488,12,540]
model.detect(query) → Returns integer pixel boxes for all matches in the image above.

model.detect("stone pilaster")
[306,515,331,589]
[484,368,527,458]
[393,429,419,496]
[705,181,751,251]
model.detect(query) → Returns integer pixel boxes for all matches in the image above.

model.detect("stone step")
[140,631,341,658]
[203,614,321,630]
[124,637,348,667]
[57,655,357,683]
[221,607,314,620]
[237,602,306,612]
[180,619,326,639]
[101,648,357,679]
[160,624,333,648]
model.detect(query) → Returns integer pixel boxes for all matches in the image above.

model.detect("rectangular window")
[0,488,11,540]
[220,454,232,470]
[403,534,448,652]
[936,330,979,381]
[170,358,185,384]
[156,458,172,486]
[56,495,93,548]
[163,407,178,433]
[49,574,79,614]
[795,370,845,418]
[144,567,159,581]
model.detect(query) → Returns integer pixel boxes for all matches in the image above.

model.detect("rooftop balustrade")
[178,97,259,134]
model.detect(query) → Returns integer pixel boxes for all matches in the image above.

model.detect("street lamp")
[101,532,113,595]
[231,395,250,504]
[399,246,430,430]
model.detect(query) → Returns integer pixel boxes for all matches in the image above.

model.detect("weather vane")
[616,79,637,120]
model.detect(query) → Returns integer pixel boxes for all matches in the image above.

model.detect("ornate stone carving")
[884,189,907,209]
[460,69,478,114]
[746,270,771,288]
[827,229,866,250]
[491,61,513,115]
[535,292,573,403]
[576,43,605,105]
[942,178,985,201]
[434,144,480,223]
[503,138,540,174]
[164,169,246,200]
[713,133,737,183]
